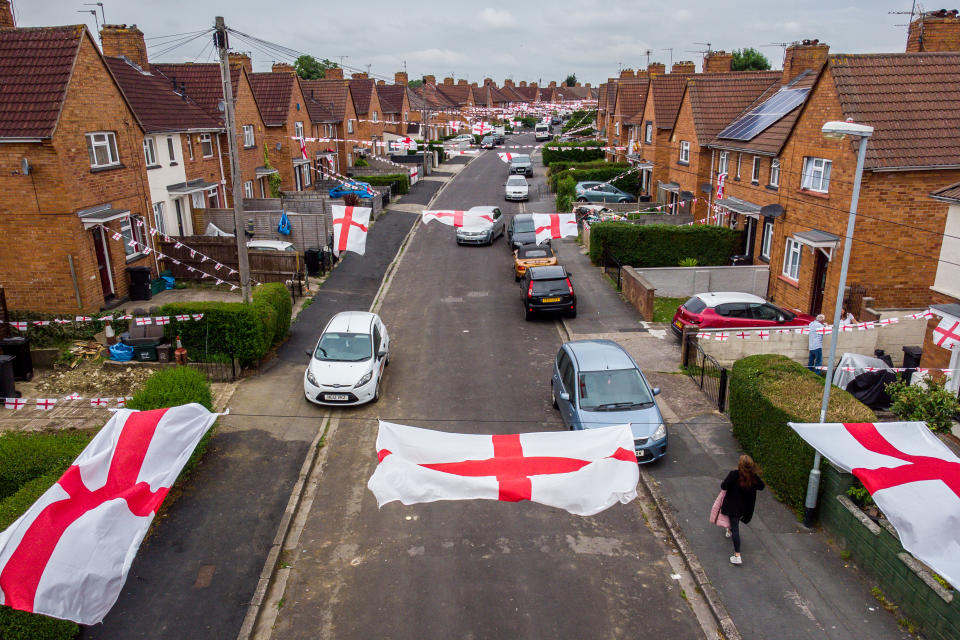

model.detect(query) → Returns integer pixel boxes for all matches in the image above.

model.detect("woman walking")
[721,455,764,565]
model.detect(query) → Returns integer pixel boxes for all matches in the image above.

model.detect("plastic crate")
[132,344,158,362]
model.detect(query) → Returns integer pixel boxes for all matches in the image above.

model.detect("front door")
[810,250,829,315]
[174,198,186,236]
[294,164,303,191]
[744,217,756,260]
[91,227,115,299]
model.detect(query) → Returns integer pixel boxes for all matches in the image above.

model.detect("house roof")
[376,84,405,114]
[486,85,512,104]
[830,53,960,170]
[499,85,526,102]
[300,79,349,122]
[413,83,456,110]
[436,83,472,106]
[248,72,295,126]
[512,86,538,102]
[685,71,781,142]
[0,25,85,138]
[651,74,688,131]
[348,78,375,115]
[929,181,960,202]
[152,63,243,125]
[615,79,649,121]
[604,81,618,113]
[405,86,427,110]
[106,57,222,134]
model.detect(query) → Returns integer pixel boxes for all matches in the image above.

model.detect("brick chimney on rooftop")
[672,61,696,75]
[619,69,635,79]
[585,82,591,88]
[101,24,149,70]
[504,78,514,87]
[519,81,527,87]
[647,62,666,77]
[907,9,960,51]
[443,77,454,85]
[377,79,385,85]
[0,0,14,28]
[458,79,468,85]
[325,67,344,80]
[351,72,368,79]
[703,50,733,73]
[423,74,436,85]
[228,52,252,74]
[782,39,829,83]
[395,71,408,85]
[549,80,557,87]
[272,62,295,74]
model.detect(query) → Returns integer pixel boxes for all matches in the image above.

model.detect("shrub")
[519,116,537,128]
[542,141,605,165]
[359,173,410,195]
[252,282,293,344]
[588,223,742,267]
[548,165,637,194]
[885,377,960,433]
[127,366,213,411]
[0,431,92,501]
[547,160,627,177]
[679,257,698,267]
[0,606,78,640]
[729,354,875,512]
[342,193,359,207]
[353,157,369,167]
[157,301,264,365]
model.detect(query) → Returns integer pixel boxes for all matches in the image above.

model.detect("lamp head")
[822,119,874,140]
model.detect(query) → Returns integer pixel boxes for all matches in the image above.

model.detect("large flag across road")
[367,422,639,516]
[789,421,960,590]
[532,213,578,244]
[0,404,220,624]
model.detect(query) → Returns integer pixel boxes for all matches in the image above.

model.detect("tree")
[564,74,577,87]
[294,55,338,80]
[730,48,771,71]
[408,78,423,89]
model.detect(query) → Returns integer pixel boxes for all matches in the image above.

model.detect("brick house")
[101,26,224,237]
[610,72,649,162]
[300,70,361,170]
[413,76,460,140]
[347,74,385,156]
[375,73,413,137]
[920,182,960,380]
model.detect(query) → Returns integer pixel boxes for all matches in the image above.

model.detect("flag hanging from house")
[331,205,371,257]
[789,421,960,590]
[367,422,639,516]
[0,404,220,624]
[932,316,960,351]
[532,213,578,244]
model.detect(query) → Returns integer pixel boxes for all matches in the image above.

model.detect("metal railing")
[602,249,623,291]
[682,331,729,412]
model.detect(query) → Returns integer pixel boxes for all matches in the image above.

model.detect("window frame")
[644,121,653,144]
[718,151,729,175]
[200,133,213,158]
[783,237,802,280]
[294,121,304,139]
[167,136,177,164]
[243,180,254,198]
[751,156,761,183]
[760,219,773,260]
[86,131,120,169]
[769,158,780,187]
[186,134,194,161]
[347,119,355,134]
[143,137,158,167]
[120,215,147,259]
[802,156,832,193]
[152,202,165,235]
[735,153,742,179]
[679,141,690,164]
[372,111,379,122]
[242,125,255,149]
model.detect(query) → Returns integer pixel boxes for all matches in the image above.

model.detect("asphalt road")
[268,134,705,639]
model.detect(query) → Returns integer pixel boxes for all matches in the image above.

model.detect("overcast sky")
[15,1,915,85]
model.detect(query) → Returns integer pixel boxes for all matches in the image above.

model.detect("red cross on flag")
[331,205,372,257]
[532,214,577,244]
[790,421,960,590]
[367,421,639,516]
[299,136,308,160]
[933,317,960,350]
[497,152,514,163]
[471,121,492,135]
[0,404,220,624]
[421,210,493,228]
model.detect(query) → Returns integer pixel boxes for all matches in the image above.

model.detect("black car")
[521,265,576,320]
[507,213,542,250]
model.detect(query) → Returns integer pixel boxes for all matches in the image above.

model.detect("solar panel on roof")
[717,87,810,141]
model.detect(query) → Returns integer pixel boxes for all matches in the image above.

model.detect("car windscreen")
[532,279,569,296]
[314,332,372,362]
[511,155,530,163]
[578,369,653,411]
[507,177,526,186]
[683,296,707,313]
[513,219,535,233]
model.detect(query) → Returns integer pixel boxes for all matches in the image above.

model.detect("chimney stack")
[484,77,494,85]
[423,74,436,85]
[647,62,666,77]
[703,51,733,73]
[101,24,150,70]
[907,9,960,52]
[619,69,635,79]
[272,62,295,74]
[672,61,696,75]
[351,72,368,79]
[519,80,527,87]
[458,78,468,85]
[395,71,408,85]
[325,67,344,80]
[585,82,591,88]
[504,78,514,87]
[782,39,830,83]
[575,81,581,87]
[377,79,385,85]
[443,76,454,85]
[0,0,14,28]
[228,52,252,74]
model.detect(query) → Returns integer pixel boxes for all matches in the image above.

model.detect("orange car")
[513,244,558,281]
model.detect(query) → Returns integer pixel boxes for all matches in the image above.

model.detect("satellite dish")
[700,182,712,194]
[760,204,785,218]
[20,157,30,176]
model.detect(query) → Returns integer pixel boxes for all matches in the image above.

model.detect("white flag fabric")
[532,213,578,244]
[421,210,493,228]
[789,421,960,590]
[331,205,372,257]
[497,152,513,163]
[0,404,219,624]
[367,421,639,516]
[932,316,960,351]
[471,121,491,135]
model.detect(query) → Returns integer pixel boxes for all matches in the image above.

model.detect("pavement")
[554,237,913,640]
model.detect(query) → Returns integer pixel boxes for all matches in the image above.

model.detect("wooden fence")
[157,236,303,285]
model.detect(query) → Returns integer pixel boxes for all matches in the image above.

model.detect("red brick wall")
[906,16,960,52]
[667,96,710,219]
[713,151,783,258]
[222,70,269,201]
[182,133,224,202]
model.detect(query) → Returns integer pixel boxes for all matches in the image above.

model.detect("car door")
[553,348,577,427]
[713,302,749,328]
[601,185,619,203]
[492,208,503,236]
[507,216,515,244]
[748,302,781,327]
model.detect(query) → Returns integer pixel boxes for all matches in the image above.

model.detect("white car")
[304,311,390,405]
[247,239,297,252]
[504,175,529,201]
[448,134,474,146]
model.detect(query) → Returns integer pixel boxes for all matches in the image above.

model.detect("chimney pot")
[351,72,368,79]
[272,62,295,74]
[907,10,960,52]
[702,51,732,73]
[228,52,252,74]
[443,76,454,85]
[619,69,635,79]
[423,74,436,85]
[783,40,830,82]
[647,62,666,77]
[395,71,408,85]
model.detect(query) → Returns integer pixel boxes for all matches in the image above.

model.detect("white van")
[534,123,551,141]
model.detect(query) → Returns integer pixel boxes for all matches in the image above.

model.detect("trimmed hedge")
[252,282,292,347]
[0,431,92,502]
[548,165,637,194]
[556,176,575,214]
[542,141,605,165]
[0,606,78,640]
[359,173,410,195]
[588,223,742,267]
[547,160,628,176]
[729,355,876,512]
[127,366,213,412]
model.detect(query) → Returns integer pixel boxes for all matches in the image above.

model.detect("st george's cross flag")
[367,422,639,516]
[421,210,494,228]
[532,213,578,244]
[789,421,960,590]
[497,152,514,163]
[0,404,220,624]
[932,316,960,350]
[331,205,372,257]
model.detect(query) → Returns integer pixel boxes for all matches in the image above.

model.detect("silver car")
[456,206,505,246]
[504,175,529,201]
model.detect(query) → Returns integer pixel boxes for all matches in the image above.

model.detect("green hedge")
[588,223,743,267]
[359,173,410,195]
[556,176,575,213]
[0,431,92,502]
[252,282,292,346]
[127,366,213,412]
[542,141,605,165]
[548,165,637,194]
[547,160,626,176]
[0,606,78,640]
[729,355,876,512]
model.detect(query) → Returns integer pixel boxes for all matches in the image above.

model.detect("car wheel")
[551,383,559,409]
[371,377,380,403]
[514,273,520,282]
[619,198,629,203]
[568,307,577,318]
[577,197,587,203]
[524,307,532,321]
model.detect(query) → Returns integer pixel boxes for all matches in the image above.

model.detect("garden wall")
[632,265,769,298]
[620,267,655,321]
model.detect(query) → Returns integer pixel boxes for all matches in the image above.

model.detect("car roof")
[576,181,601,187]
[506,175,527,182]
[324,311,376,334]
[565,340,637,372]
[528,265,567,279]
[510,154,530,161]
[694,292,768,306]
[513,213,533,221]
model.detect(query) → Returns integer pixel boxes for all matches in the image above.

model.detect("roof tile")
[687,71,781,141]
[248,72,294,126]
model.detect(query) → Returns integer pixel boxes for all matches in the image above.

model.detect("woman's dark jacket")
[720,469,765,523]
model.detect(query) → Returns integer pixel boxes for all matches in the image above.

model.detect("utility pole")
[214,16,251,303]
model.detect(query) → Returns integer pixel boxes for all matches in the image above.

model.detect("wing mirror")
[559,392,570,401]
[777,315,785,323]
[652,387,661,396]
[305,349,313,358]
[378,348,388,359]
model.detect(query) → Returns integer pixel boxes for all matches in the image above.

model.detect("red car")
[671,292,814,337]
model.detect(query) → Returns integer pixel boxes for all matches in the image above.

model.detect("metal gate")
[602,249,623,291]
[683,332,729,412]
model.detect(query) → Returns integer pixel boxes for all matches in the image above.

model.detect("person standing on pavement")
[808,314,826,371]
[840,307,857,326]
[721,455,764,565]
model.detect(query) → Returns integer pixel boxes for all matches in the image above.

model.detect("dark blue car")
[329,180,374,199]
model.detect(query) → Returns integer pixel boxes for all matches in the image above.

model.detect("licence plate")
[323,393,349,401]
[636,450,648,459]
[541,297,561,303]
[674,320,683,329]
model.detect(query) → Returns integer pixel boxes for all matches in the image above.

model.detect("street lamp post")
[802,120,874,528]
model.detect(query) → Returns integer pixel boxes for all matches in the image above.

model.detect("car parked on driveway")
[304,311,389,406]
[551,339,666,463]
[521,265,576,319]
[513,244,557,281]
[456,206,504,245]
[670,291,814,337]
[509,154,533,177]
[504,175,529,202]
[329,180,373,199]
[575,181,636,203]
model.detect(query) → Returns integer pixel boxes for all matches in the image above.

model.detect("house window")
[186,134,194,160]
[120,215,147,258]
[302,163,311,187]
[783,238,802,280]
[761,220,773,260]
[645,122,653,144]
[372,111,379,122]
[243,181,254,198]
[770,158,780,187]
[167,136,177,163]
[615,121,620,136]
[86,132,120,169]
[200,133,213,158]
[718,151,729,175]
[153,202,165,235]
[735,153,742,179]
[295,121,304,139]
[347,119,355,134]
[404,111,409,121]
[751,156,761,183]
[143,137,158,166]
[242,125,255,148]
[207,187,219,208]
[679,141,690,164]
[802,157,832,193]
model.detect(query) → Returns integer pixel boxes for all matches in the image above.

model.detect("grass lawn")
[653,296,686,323]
